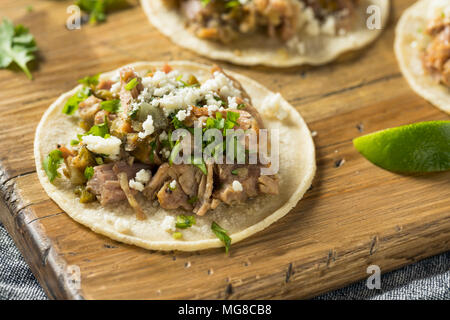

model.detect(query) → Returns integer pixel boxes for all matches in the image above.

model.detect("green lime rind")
[353,121,450,173]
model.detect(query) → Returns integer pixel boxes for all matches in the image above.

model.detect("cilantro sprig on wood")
[76,0,131,24]
[0,18,37,79]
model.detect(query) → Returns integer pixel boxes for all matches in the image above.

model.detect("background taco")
[395,0,450,113]
[34,61,316,252]
[141,0,390,67]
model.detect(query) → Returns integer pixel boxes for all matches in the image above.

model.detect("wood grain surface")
[0,0,449,300]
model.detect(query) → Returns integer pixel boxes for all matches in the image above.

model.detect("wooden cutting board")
[0,0,449,300]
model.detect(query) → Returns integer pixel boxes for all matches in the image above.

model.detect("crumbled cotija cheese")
[110,82,121,94]
[129,179,145,192]
[135,69,241,117]
[176,110,188,121]
[135,169,151,184]
[232,180,243,192]
[169,180,177,190]
[261,93,288,120]
[227,96,238,109]
[138,115,155,139]
[161,216,176,233]
[129,169,151,192]
[201,72,241,98]
[82,135,121,160]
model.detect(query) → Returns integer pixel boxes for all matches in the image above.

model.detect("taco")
[395,0,450,113]
[34,61,315,252]
[140,0,390,67]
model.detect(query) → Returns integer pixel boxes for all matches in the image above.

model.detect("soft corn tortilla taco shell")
[395,0,450,113]
[34,61,316,251]
[141,0,389,67]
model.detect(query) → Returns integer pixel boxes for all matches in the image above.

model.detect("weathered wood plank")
[0,0,448,300]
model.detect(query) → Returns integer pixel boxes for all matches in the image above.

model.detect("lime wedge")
[353,121,450,173]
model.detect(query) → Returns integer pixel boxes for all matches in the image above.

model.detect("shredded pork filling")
[167,0,359,44]
[422,15,450,88]
[54,64,280,219]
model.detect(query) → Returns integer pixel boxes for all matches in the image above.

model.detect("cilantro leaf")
[125,77,138,90]
[176,215,196,229]
[172,232,182,239]
[78,73,99,87]
[0,18,37,79]
[43,149,63,182]
[76,0,130,24]
[62,87,91,115]
[201,0,211,7]
[225,0,241,8]
[100,99,121,113]
[225,111,240,129]
[211,222,231,253]
[86,121,109,137]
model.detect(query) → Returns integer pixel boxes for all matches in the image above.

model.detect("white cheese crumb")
[110,82,121,94]
[82,135,121,160]
[129,180,144,192]
[138,115,154,139]
[161,216,176,233]
[135,169,151,184]
[176,109,188,121]
[227,96,238,109]
[169,180,177,190]
[232,180,243,192]
[129,169,151,192]
[261,93,288,120]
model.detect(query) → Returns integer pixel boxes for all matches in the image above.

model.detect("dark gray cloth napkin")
[0,222,448,300]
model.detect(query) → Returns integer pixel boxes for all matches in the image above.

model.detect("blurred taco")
[141,0,390,67]
[395,0,450,113]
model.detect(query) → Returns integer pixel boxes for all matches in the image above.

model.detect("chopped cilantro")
[201,0,211,7]
[172,232,182,240]
[169,141,181,165]
[0,18,37,79]
[237,104,246,110]
[193,157,207,175]
[62,87,91,115]
[231,169,238,175]
[100,99,120,113]
[84,166,94,180]
[125,77,138,90]
[211,222,231,253]
[76,0,130,24]
[43,149,63,182]
[70,139,80,146]
[225,0,240,8]
[225,111,240,129]
[176,215,196,229]
[95,156,104,165]
[78,74,99,87]
[86,121,109,137]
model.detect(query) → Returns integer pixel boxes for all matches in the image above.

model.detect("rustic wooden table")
[0,0,448,299]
